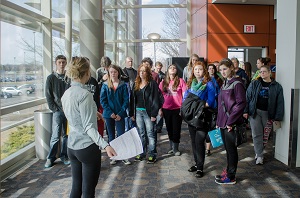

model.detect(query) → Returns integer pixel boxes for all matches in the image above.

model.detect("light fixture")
[242,0,247,3]
[147,33,161,40]
[147,33,161,64]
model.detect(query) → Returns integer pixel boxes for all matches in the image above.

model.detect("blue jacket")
[244,78,284,121]
[100,80,129,119]
[183,81,217,109]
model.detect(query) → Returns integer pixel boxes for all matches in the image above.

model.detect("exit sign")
[244,25,255,33]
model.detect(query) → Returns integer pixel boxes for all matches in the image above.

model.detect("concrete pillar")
[80,0,104,77]
[41,0,53,87]
[276,0,300,167]
[186,0,191,56]
[65,0,72,62]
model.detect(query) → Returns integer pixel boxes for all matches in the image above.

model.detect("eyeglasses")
[140,70,146,73]
[259,71,269,74]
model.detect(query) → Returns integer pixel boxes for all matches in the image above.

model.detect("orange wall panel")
[205,4,276,63]
[208,4,272,34]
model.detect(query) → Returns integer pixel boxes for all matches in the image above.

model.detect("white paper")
[109,127,143,160]
[273,121,281,131]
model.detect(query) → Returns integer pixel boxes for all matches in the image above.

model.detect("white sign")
[244,25,255,33]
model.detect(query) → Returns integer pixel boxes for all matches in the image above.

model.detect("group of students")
[44,54,284,197]
[180,55,284,185]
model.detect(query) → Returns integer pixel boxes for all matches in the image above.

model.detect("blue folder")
[208,128,224,148]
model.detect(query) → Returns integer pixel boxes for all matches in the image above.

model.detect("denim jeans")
[104,118,125,142]
[47,111,68,161]
[135,110,157,157]
[125,116,136,132]
[155,114,163,132]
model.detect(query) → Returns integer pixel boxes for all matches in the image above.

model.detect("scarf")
[191,78,207,92]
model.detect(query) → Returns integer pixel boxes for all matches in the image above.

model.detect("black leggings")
[162,108,182,143]
[220,128,238,179]
[188,125,207,171]
[68,143,102,198]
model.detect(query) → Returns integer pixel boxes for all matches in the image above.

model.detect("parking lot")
[1,80,44,107]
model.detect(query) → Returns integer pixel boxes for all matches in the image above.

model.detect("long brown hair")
[219,58,235,78]
[163,64,180,92]
[107,65,121,89]
[134,64,153,91]
[187,61,210,88]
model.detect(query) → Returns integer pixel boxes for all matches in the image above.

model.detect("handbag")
[233,124,247,147]
[220,89,247,147]
[208,128,223,148]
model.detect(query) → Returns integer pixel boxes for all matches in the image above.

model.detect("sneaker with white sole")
[122,159,131,165]
[110,160,117,165]
[44,159,53,168]
[215,176,236,185]
[256,157,264,165]
[215,168,227,180]
[147,156,157,164]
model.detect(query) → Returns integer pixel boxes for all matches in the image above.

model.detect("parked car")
[0,91,13,99]
[17,84,35,94]
[1,87,22,96]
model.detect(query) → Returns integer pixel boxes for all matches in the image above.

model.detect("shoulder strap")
[220,80,243,117]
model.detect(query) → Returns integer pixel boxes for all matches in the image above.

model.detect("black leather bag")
[233,124,247,147]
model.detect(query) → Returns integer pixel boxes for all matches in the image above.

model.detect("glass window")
[1,22,44,106]
[7,0,41,14]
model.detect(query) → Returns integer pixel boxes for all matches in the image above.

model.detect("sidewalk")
[1,123,300,197]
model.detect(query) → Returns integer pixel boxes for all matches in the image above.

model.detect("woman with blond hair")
[130,64,160,163]
[62,57,116,197]
[100,65,130,165]
[183,54,200,82]
[182,61,216,178]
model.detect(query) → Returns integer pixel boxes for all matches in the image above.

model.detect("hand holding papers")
[273,121,281,131]
[109,127,143,160]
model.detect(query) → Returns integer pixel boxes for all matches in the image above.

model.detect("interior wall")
[247,48,262,77]
[191,0,207,58]
[206,3,276,64]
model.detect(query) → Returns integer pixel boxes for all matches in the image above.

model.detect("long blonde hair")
[107,65,121,89]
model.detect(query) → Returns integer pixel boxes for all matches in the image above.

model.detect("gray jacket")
[62,81,109,150]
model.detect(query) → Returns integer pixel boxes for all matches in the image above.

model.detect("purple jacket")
[216,77,246,128]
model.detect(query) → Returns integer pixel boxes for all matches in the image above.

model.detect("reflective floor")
[1,123,300,197]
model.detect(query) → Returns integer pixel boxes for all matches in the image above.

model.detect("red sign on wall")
[244,25,255,33]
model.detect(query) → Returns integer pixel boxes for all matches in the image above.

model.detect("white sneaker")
[256,157,264,165]
[110,160,117,165]
[122,159,131,165]
[255,154,258,160]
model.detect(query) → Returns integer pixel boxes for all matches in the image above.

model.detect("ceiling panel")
[212,0,276,5]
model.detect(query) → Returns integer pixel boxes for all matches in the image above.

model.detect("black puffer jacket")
[244,77,284,121]
[129,80,160,118]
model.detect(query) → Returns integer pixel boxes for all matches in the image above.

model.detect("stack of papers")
[109,127,143,160]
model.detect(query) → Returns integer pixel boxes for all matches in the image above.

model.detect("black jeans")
[220,128,238,179]
[188,125,206,171]
[68,144,102,198]
[163,108,182,143]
